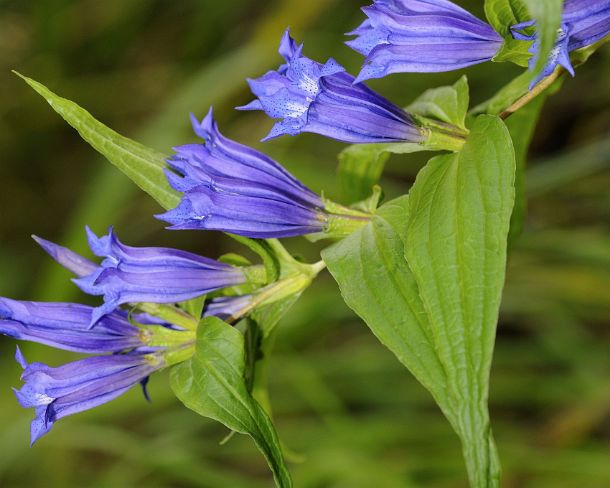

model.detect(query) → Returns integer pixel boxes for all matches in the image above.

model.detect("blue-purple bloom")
[14,347,162,444]
[157,109,331,238]
[34,229,246,326]
[347,0,503,82]
[0,298,150,353]
[237,29,426,144]
[512,0,610,86]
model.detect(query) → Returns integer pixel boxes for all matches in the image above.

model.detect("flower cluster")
[1,230,259,443]
[3,0,605,447]
[1,295,184,443]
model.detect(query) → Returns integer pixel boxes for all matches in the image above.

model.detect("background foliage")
[0,1,609,486]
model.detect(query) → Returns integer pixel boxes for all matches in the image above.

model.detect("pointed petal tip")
[14,346,27,369]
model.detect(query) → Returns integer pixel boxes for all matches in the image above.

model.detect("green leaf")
[322,197,453,417]
[522,0,563,81]
[170,317,292,488]
[324,115,516,487]
[14,72,180,211]
[407,75,470,131]
[484,0,532,66]
[337,141,436,204]
[229,235,281,283]
[179,296,206,321]
[338,145,391,203]
[405,115,514,487]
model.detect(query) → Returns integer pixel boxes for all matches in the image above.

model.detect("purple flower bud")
[0,298,148,353]
[157,109,333,238]
[13,347,162,444]
[35,229,247,326]
[512,0,610,87]
[203,295,253,321]
[237,29,427,144]
[347,0,503,82]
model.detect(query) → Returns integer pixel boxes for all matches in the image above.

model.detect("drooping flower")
[346,0,503,82]
[512,0,610,86]
[34,229,248,326]
[13,347,163,444]
[0,298,149,353]
[157,109,371,238]
[236,29,427,144]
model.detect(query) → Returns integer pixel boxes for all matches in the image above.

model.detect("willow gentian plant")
[5,0,609,486]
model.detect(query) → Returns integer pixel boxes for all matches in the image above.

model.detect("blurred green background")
[1,1,609,486]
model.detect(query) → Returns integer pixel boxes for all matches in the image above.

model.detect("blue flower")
[512,0,610,86]
[34,229,247,326]
[157,109,370,238]
[13,347,163,444]
[0,298,153,353]
[346,0,503,82]
[236,29,427,144]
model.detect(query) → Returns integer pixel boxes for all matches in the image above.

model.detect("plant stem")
[499,68,565,120]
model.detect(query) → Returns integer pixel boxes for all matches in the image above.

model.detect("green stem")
[135,302,198,330]
[426,129,467,152]
[499,68,564,120]
[461,425,501,488]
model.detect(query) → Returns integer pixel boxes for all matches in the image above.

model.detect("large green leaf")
[14,72,180,210]
[170,317,292,488]
[405,115,514,487]
[322,196,452,418]
[324,115,515,487]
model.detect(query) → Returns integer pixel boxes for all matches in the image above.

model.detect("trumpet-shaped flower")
[34,229,247,326]
[237,29,427,144]
[347,0,503,82]
[512,0,610,86]
[0,298,152,353]
[157,109,371,238]
[14,347,163,444]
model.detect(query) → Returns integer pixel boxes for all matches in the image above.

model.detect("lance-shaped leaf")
[170,317,292,488]
[404,115,514,487]
[14,71,180,210]
[324,115,515,487]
